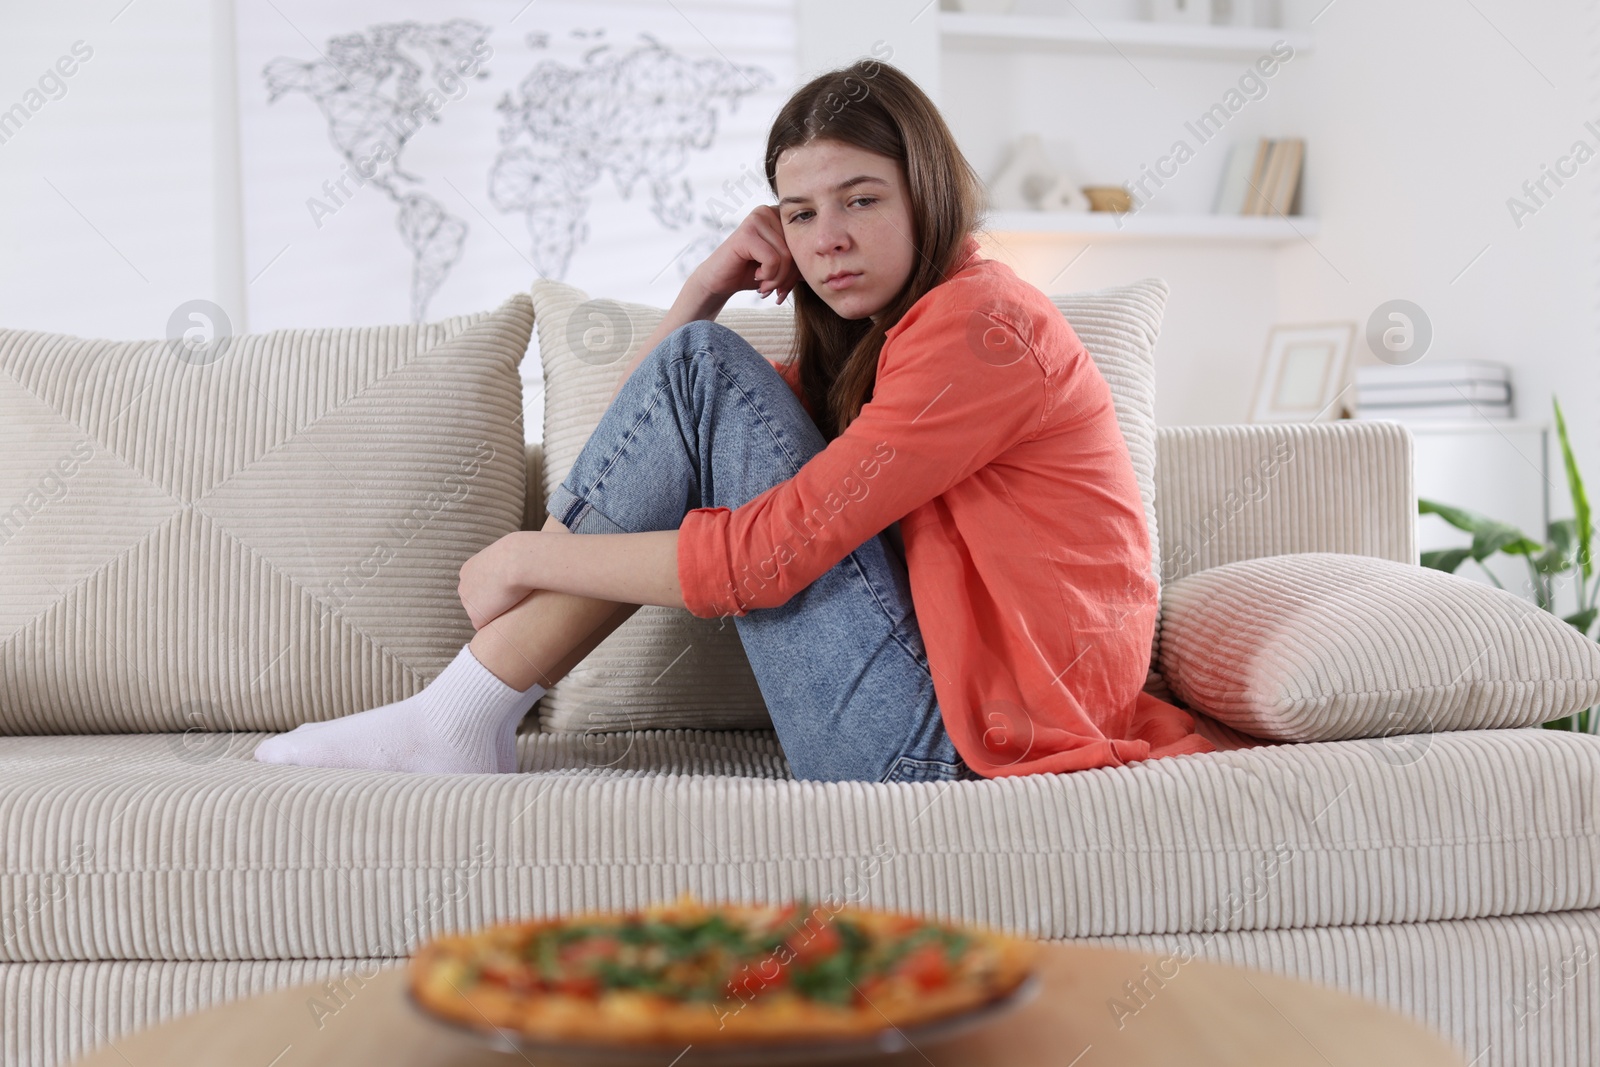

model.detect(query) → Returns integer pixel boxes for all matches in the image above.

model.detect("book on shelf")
[1355,359,1515,421]
[1246,139,1279,215]
[1357,400,1514,422]
[1357,380,1512,406]
[1353,359,1510,386]
[1216,137,1305,217]
[1275,139,1305,215]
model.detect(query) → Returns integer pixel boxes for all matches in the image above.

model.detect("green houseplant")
[1418,396,1595,733]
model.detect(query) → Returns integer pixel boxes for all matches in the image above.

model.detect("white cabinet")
[1407,420,1556,604]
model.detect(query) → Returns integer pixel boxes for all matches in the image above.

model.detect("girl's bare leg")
[466,514,641,692]
[254,326,669,775]
[251,513,641,772]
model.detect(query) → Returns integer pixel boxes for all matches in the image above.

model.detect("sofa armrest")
[1154,421,1415,583]
[522,440,546,531]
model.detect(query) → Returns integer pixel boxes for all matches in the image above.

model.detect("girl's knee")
[668,319,764,368]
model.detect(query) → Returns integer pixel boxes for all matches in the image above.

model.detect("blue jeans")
[544,319,975,784]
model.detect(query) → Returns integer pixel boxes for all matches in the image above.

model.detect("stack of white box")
[1355,360,1513,422]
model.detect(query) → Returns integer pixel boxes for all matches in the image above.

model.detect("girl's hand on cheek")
[695,204,799,305]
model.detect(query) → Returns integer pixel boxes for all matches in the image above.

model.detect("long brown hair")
[765,58,986,441]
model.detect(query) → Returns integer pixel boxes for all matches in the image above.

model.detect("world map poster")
[235,0,797,344]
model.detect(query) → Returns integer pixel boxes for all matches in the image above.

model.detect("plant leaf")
[1421,547,1474,573]
[1418,499,1543,559]
[1418,498,1503,535]
[1554,396,1593,580]
[1418,499,1541,558]
[1533,547,1573,575]
[1548,518,1577,557]
[1563,608,1599,636]
[1472,522,1541,560]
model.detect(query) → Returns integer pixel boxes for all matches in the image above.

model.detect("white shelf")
[981,211,1319,243]
[939,12,1314,59]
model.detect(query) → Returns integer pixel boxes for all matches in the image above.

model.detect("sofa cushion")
[0,296,533,733]
[1158,552,1600,741]
[528,276,1169,732]
[0,727,1595,962]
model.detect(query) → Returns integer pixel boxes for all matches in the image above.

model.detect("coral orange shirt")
[675,234,1216,778]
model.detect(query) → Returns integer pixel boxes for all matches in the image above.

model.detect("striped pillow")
[0,296,533,733]
[529,278,1169,732]
[1157,552,1600,740]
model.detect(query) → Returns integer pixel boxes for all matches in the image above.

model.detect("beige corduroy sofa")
[3,287,1598,1067]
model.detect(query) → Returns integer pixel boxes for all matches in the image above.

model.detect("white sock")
[253,643,547,774]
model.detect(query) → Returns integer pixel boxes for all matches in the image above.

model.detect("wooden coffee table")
[69,943,1468,1066]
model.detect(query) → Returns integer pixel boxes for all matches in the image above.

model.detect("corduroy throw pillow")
[1158,552,1600,741]
[0,294,533,733]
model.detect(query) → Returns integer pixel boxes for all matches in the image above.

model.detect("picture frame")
[1249,322,1355,422]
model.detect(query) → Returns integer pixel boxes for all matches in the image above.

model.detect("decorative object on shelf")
[1419,397,1595,733]
[1082,185,1133,213]
[1249,322,1355,422]
[1148,0,1213,24]
[1209,0,1282,26]
[944,0,1017,11]
[1355,359,1514,422]
[986,134,1091,212]
[1039,181,1092,212]
[1215,137,1304,216]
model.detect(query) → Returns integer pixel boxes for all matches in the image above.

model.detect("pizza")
[406,894,1039,1046]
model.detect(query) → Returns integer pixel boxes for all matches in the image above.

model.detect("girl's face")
[774,139,918,324]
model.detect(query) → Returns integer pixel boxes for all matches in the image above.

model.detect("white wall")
[0,1,228,339]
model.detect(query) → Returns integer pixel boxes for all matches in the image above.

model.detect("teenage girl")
[255,59,1216,781]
